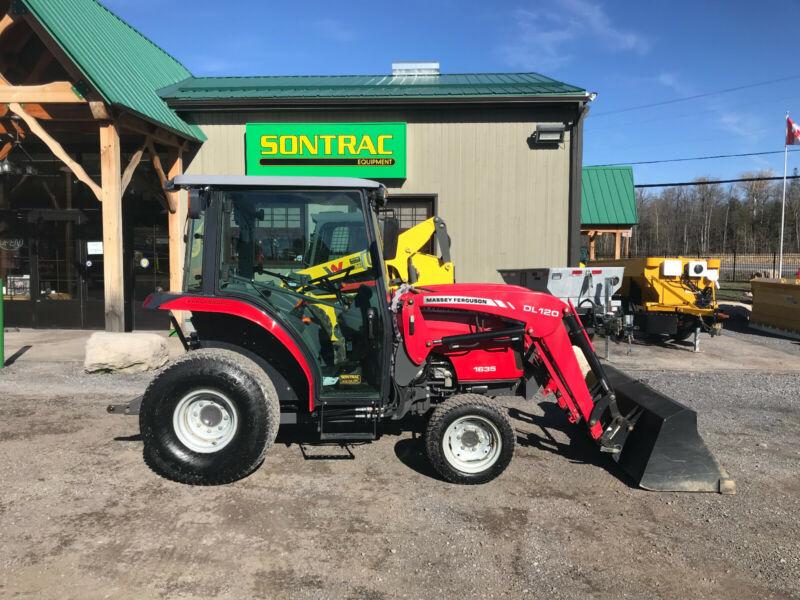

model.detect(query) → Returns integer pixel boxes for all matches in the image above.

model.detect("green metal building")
[581,166,638,259]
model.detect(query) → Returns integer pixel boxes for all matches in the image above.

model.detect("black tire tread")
[140,348,280,485]
[425,394,514,485]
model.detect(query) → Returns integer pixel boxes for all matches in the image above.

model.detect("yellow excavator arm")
[386,217,454,287]
[298,216,454,290]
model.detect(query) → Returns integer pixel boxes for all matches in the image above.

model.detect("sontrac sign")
[246,122,407,178]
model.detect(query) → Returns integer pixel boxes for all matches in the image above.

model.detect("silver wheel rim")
[442,415,502,474]
[172,389,239,454]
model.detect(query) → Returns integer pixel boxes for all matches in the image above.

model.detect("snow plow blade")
[603,365,735,494]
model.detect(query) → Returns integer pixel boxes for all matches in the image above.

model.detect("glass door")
[31,216,83,328]
[0,210,33,328]
[131,224,170,330]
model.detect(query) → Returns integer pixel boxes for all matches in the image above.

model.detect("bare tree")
[626,169,797,256]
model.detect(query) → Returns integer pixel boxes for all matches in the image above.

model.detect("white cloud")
[719,111,764,140]
[656,72,691,95]
[498,0,649,72]
[312,18,356,43]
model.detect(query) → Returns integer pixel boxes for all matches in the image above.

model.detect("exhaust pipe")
[604,365,735,494]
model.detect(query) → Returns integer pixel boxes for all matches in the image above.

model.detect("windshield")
[216,189,388,391]
[218,189,374,286]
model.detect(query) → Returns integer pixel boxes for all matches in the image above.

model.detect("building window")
[258,206,302,229]
[381,196,436,253]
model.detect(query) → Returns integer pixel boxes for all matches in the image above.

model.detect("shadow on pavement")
[4,344,32,366]
[509,403,638,490]
[393,435,444,481]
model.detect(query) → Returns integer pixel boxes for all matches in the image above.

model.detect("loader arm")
[398,284,733,493]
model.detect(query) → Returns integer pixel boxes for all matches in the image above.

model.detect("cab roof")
[167,175,383,191]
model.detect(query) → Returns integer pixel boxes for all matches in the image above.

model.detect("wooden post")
[167,152,184,292]
[614,231,622,259]
[588,232,596,261]
[100,122,125,332]
[624,233,631,258]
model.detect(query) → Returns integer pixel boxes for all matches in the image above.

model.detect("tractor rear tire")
[425,394,515,485]
[139,348,280,485]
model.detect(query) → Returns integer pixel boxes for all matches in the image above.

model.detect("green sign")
[246,122,406,178]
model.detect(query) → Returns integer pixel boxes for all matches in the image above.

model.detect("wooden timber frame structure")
[0,6,200,331]
[582,226,632,260]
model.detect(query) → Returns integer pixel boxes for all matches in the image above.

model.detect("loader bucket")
[603,365,734,494]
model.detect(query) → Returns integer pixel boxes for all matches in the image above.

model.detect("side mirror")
[187,188,207,219]
[382,217,400,260]
[369,186,388,207]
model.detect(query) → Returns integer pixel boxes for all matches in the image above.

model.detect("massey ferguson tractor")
[112,175,733,493]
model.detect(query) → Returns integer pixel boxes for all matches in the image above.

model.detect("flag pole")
[780,112,789,279]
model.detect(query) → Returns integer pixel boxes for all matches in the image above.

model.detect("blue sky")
[106,0,800,185]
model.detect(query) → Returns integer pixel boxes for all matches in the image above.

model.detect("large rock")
[84,332,169,373]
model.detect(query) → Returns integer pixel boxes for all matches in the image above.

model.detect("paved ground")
[0,313,798,599]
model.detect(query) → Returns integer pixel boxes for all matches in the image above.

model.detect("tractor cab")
[175,175,393,404]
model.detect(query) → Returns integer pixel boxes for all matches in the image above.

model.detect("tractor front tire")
[139,348,280,485]
[425,394,515,485]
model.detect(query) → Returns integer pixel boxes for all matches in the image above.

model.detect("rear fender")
[145,293,317,411]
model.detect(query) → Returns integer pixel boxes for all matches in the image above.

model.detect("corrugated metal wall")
[184,107,572,282]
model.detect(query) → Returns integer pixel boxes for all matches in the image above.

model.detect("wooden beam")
[8,117,23,138]
[119,112,185,149]
[167,151,184,295]
[146,137,175,213]
[0,141,12,160]
[0,81,86,103]
[89,101,111,121]
[0,14,15,40]
[8,101,102,201]
[100,122,125,332]
[26,50,52,83]
[120,145,144,195]
[10,103,95,121]
[614,231,622,260]
[580,227,630,235]
[40,180,58,209]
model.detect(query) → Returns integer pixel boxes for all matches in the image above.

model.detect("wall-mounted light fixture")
[531,123,566,145]
[0,159,16,175]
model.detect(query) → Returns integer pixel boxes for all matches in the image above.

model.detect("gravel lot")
[0,320,798,600]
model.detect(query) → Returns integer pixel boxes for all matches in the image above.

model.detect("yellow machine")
[298,213,454,289]
[592,256,723,340]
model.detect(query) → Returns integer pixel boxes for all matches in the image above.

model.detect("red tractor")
[115,175,732,493]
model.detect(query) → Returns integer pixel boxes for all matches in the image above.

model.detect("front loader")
[115,175,733,493]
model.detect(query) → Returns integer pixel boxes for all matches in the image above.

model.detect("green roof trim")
[581,166,638,226]
[158,72,589,103]
[20,0,205,142]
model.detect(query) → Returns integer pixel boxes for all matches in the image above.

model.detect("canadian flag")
[787,116,800,145]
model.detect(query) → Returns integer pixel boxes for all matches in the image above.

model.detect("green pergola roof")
[158,73,589,103]
[20,0,205,142]
[581,166,638,226]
